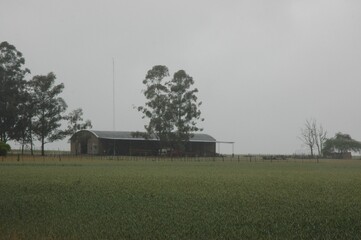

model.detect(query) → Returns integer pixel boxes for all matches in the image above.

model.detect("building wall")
[98,139,159,155]
[70,131,216,156]
[87,135,100,154]
[186,142,216,156]
[70,141,77,154]
[70,131,99,155]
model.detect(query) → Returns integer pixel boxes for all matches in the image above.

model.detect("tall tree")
[0,41,30,142]
[137,65,173,148]
[31,72,67,156]
[168,70,203,151]
[138,65,203,154]
[13,85,36,154]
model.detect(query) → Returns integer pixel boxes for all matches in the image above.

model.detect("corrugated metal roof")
[84,130,216,142]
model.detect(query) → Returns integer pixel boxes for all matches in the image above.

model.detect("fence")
[3,152,354,163]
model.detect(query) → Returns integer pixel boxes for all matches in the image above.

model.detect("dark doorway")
[81,141,87,154]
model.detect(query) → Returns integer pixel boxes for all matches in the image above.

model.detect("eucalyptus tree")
[138,65,203,154]
[0,41,30,142]
[168,70,203,151]
[13,85,36,154]
[1,42,92,155]
[30,72,67,156]
[137,65,173,148]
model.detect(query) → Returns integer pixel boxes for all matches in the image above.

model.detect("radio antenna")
[113,58,116,156]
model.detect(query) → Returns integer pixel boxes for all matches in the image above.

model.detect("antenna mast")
[113,58,115,156]
[113,58,115,132]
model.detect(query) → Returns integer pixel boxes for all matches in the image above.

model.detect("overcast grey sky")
[1,0,361,154]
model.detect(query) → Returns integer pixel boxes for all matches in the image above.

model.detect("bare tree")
[313,123,327,156]
[299,119,328,157]
[299,119,316,157]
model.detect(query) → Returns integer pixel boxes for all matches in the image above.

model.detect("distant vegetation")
[323,132,361,157]
[1,157,361,239]
[0,41,91,155]
[299,119,361,158]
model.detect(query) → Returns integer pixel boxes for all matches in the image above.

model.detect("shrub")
[0,141,11,156]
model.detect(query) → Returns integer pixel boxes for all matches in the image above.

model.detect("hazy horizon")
[2,0,361,154]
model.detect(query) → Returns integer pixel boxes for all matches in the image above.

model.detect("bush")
[0,141,11,156]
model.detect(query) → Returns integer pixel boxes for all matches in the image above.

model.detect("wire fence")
[3,152,360,163]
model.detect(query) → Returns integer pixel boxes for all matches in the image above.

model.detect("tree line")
[299,119,361,158]
[0,41,91,155]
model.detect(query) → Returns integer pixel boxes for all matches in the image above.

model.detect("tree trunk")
[315,144,321,156]
[21,130,25,155]
[29,126,34,155]
[30,140,33,155]
[41,136,45,156]
[1,133,7,143]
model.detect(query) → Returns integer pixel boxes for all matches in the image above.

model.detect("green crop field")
[1,156,361,239]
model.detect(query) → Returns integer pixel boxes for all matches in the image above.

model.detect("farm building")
[70,130,217,156]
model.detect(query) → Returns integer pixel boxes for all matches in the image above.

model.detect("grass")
[1,157,361,239]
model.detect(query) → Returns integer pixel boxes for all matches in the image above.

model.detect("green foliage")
[64,108,92,136]
[30,72,68,155]
[138,65,173,145]
[168,70,203,150]
[0,42,92,155]
[12,84,36,153]
[323,132,361,155]
[1,159,361,239]
[138,65,203,152]
[0,141,10,155]
[0,41,30,142]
